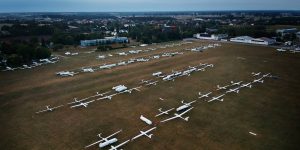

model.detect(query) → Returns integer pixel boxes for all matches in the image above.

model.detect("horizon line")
[0,9,300,14]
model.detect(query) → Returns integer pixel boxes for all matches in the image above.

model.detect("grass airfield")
[0,41,300,150]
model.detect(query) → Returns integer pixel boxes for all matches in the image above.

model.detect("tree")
[29,37,39,46]
[7,54,23,67]
[16,44,36,62]
[52,44,64,51]
[36,47,51,59]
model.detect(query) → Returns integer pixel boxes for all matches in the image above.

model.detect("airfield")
[0,40,300,150]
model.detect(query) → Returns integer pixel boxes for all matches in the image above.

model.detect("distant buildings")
[212,34,229,40]
[230,36,276,45]
[162,24,177,32]
[80,37,128,47]
[296,32,300,39]
[251,37,276,45]
[276,28,298,36]
[206,28,218,33]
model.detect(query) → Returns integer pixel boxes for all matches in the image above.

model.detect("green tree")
[7,54,23,67]
[36,47,51,59]
[52,44,64,51]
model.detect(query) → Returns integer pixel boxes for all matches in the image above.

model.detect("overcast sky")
[0,0,299,12]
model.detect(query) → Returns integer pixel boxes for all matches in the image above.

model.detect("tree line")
[0,38,51,67]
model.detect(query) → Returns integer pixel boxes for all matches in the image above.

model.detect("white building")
[194,33,228,40]
[211,34,228,40]
[80,37,128,47]
[230,36,254,43]
[230,36,275,45]
[193,33,213,40]
[251,37,276,45]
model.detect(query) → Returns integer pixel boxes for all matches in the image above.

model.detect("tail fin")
[184,117,189,121]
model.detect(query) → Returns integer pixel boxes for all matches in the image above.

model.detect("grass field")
[0,41,300,150]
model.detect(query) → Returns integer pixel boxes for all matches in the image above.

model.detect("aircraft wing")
[86,100,95,104]
[97,96,110,100]
[97,91,111,96]
[97,93,117,100]
[155,112,165,117]
[85,130,122,148]
[160,115,179,123]
[68,98,87,105]
[52,105,64,109]
[146,81,159,86]
[106,130,122,139]
[109,140,130,150]
[208,94,225,102]
[144,127,157,134]
[178,107,193,116]
[132,127,157,140]
[207,98,217,102]
[85,139,104,148]
[70,100,94,108]
[130,86,142,92]
[155,108,174,117]
[70,103,83,108]
[131,133,143,140]
[189,100,197,105]
[35,109,49,114]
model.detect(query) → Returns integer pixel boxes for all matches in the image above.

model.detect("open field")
[0,41,300,150]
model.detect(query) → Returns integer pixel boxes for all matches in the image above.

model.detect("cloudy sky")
[0,0,299,12]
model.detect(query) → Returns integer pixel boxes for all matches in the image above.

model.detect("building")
[194,33,228,40]
[162,24,177,32]
[193,33,213,40]
[251,37,276,45]
[230,36,275,45]
[211,34,228,40]
[276,28,298,36]
[230,36,254,43]
[206,28,218,33]
[296,31,300,38]
[80,37,128,47]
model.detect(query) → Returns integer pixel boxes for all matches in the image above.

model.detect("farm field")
[0,41,300,150]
